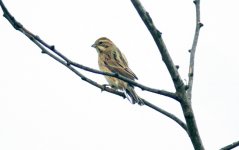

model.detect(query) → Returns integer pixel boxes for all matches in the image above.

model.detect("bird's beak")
[91,43,96,48]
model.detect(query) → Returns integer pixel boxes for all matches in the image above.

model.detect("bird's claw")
[101,84,111,92]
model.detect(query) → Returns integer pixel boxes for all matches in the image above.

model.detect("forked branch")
[131,0,205,149]
[0,0,186,131]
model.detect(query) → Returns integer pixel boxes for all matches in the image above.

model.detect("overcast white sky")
[0,0,239,150]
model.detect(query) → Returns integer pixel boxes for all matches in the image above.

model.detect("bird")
[91,37,144,105]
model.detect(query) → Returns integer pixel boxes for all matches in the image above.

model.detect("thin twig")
[143,100,187,131]
[0,0,187,131]
[220,140,239,150]
[0,0,123,98]
[35,36,179,100]
[70,61,179,101]
[32,36,180,100]
[34,36,179,101]
[187,0,203,101]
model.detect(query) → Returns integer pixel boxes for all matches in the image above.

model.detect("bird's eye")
[99,41,103,45]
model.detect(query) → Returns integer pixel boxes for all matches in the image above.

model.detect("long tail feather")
[125,86,144,105]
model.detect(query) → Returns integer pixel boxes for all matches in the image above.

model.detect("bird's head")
[91,37,114,54]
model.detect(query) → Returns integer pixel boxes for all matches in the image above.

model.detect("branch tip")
[50,45,55,50]
[41,50,46,54]
[81,77,86,81]
[157,30,162,37]
[145,12,153,23]
[193,0,198,5]
[199,22,204,28]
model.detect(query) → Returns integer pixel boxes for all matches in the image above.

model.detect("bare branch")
[220,140,239,150]
[38,31,179,100]
[0,0,178,102]
[70,62,180,101]
[34,36,180,100]
[37,34,179,101]
[131,0,205,149]
[180,101,204,150]
[0,0,187,131]
[143,100,187,132]
[187,0,203,101]
[131,0,185,92]
[0,2,124,99]
[34,35,180,100]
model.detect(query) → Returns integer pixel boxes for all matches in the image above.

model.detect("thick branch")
[180,99,204,150]
[181,1,204,149]
[131,0,205,149]
[131,0,185,92]
[187,0,203,101]
[0,0,186,131]
[220,140,239,150]
[180,1,204,149]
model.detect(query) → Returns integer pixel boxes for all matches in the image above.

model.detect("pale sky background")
[0,0,239,150]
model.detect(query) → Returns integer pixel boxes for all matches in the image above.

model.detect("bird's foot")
[101,84,111,92]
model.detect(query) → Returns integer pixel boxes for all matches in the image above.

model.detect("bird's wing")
[104,50,138,80]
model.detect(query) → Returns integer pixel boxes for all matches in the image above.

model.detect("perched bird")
[91,37,144,105]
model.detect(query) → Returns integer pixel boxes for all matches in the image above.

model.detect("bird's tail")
[124,86,144,105]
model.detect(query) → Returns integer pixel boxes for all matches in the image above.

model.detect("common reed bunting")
[92,37,144,105]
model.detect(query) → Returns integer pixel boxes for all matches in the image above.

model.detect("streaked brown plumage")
[91,37,144,105]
